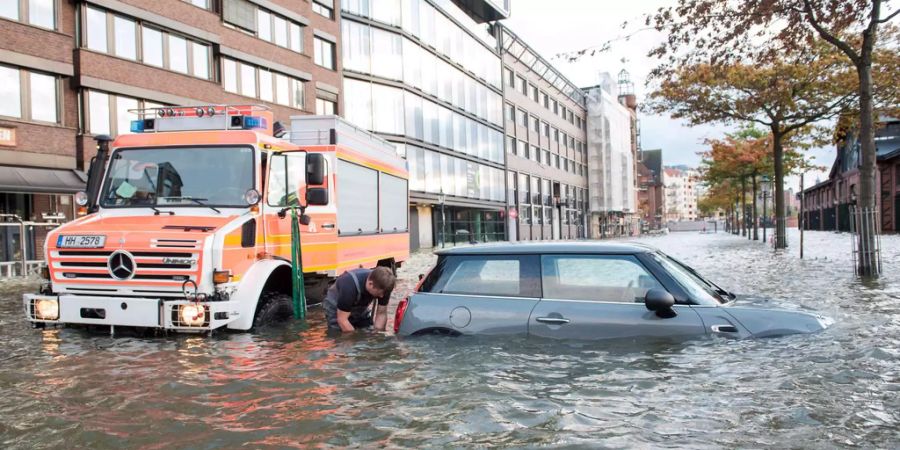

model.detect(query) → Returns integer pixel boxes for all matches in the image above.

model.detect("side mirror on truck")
[306,188,329,206]
[306,153,326,185]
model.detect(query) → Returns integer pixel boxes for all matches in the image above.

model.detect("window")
[530,84,538,102]
[0,66,22,119]
[255,8,304,52]
[541,91,549,108]
[2,0,55,28]
[29,72,56,123]
[142,26,163,67]
[113,16,137,60]
[86,7,107,52]
[168,35,188,74]
[30,0,54,28]
[85,7,210,79]
[517,108,527,127]
[223,0,257,31]
[223,57,305,108]
[542,121,549,137]
[0,65,59,123]
[316,98,336,114]
[86,90,167,136]
[505,67,514,87]
[531,115,539,132]
[313,0,334,19]
[315,37,336,69]
[542,255,663,303]
[504,103,514,122]
[516,75,526,95]
[429,255,541,298]
[185,0,210,9]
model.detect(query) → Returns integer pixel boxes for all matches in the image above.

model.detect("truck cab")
[24,105,409,333]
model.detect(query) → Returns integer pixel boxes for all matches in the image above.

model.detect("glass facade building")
[341,0,508,249]
[498,25,590,242]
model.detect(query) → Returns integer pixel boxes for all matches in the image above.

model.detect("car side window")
[431,255,541,298]
[541,254,664,303]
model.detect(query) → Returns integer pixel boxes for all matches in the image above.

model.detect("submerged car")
[393,242,832,340]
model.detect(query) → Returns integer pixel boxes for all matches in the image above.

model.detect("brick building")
[637,149,664,230]
[801,118,900,233]
[0,0,340,269]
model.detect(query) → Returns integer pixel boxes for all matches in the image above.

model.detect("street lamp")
[438,189,446,248]
[761,175,770,244]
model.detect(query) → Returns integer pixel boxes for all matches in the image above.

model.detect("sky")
[502,0,835,191]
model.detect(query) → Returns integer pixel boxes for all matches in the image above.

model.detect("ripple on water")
[1,229,900,448]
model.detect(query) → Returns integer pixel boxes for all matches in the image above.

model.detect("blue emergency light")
[130,119,155,133]
[240,115,267,130]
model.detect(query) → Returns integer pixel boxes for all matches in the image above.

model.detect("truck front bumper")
[23,294,241,332]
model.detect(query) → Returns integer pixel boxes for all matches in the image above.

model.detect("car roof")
[434,241,658,256]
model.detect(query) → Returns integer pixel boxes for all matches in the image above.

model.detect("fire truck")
[23,105,409,333]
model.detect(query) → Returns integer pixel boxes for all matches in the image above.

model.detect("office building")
[499,25,589,241]
[340,0,510,250]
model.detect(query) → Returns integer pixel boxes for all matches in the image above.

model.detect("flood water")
[1,229,898,448]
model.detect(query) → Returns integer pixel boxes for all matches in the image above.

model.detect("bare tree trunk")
[773,130,787,249]
[752,174,759,241]
[856,46,878,276]
[741,177,747,237]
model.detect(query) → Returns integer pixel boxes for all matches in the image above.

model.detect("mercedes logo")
[108,250,136,280]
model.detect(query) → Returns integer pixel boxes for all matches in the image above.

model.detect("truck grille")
[51,249,200,283]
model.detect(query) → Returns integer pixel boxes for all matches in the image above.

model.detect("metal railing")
[0,213,62,278]
[849,207,883,276]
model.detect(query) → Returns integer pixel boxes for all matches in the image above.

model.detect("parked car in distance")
[393,242,833,340]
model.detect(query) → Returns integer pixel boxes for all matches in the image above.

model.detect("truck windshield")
[100,146,254,208]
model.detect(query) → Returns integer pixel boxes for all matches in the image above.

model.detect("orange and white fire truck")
[23,105,409,332]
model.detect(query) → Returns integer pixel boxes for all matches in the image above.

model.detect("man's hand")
[374,305,388,331]
[336,309,354,332]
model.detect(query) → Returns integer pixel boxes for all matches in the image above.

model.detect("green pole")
[290,207,307,320]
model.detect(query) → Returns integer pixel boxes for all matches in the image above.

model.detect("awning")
[0,166,87,194]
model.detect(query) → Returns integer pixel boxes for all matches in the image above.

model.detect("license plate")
[57,235,106,248]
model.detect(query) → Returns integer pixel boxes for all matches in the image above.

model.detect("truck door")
[264,152,305,259]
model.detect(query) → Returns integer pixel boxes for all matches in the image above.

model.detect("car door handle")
[711,324,739,333]
[535,317,570,325]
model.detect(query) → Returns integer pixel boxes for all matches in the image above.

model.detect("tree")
[647,42,856,249]
[646,0,899,274]
[699,128,809,241]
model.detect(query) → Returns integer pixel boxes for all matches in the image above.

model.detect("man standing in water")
[324,266,395,332]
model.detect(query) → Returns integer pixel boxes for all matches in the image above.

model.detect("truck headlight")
[34,298,59,320]
[179,304,207,327]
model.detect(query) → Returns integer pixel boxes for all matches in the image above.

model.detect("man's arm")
[336,309,355,332]
[373,305,388,331]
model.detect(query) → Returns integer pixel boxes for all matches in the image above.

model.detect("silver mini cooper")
[393,242,832,340]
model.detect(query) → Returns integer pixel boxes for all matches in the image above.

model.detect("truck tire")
[252,291,294,329]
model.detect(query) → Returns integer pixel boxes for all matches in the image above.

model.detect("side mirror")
[306,187,329,206]
[306,153,326,185]
[299,214,311,225]
[644,288,676,318]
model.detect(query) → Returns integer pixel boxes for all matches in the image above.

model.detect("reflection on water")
[1,229,899,448]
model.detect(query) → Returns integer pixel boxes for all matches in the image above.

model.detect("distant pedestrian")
[324,267,395,332]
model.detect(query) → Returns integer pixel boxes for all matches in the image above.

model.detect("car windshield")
[100,146,254,208]
[649,252,727,305]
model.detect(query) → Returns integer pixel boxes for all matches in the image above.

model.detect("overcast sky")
[502,0,834,191]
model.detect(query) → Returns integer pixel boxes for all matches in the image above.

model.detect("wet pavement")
[1,229,898,448]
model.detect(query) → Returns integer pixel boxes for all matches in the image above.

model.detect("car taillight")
[394,297,409,334]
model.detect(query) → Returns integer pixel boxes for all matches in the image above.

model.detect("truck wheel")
[252,291,294,328]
